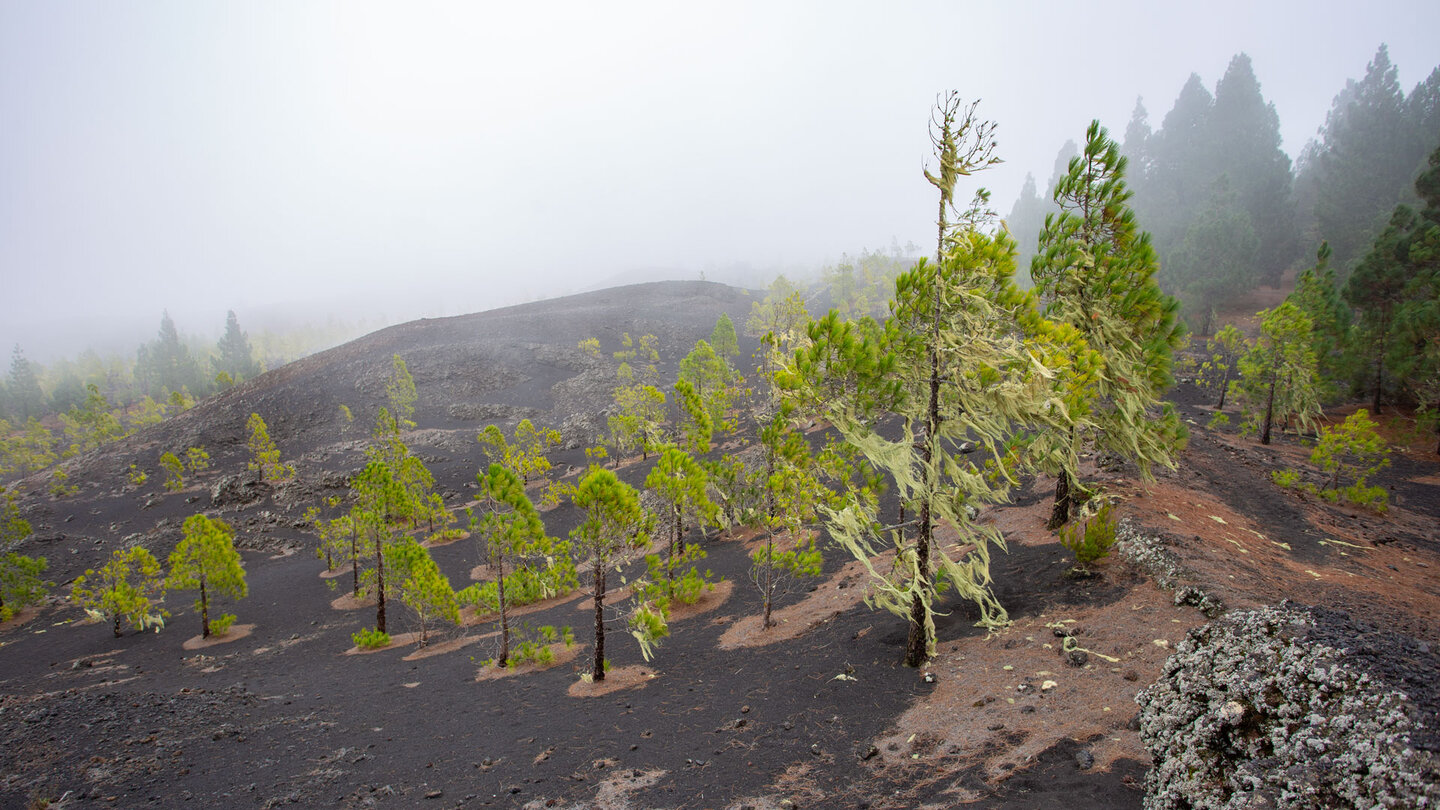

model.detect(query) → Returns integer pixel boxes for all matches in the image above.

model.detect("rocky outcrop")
[1137,602,1439,809]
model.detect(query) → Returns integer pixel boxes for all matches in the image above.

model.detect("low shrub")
[209,613,237,636]
[352,627,391,649]
[1059,501,1118,573]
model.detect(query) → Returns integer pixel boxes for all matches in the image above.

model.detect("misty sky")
[3,1,1439,362]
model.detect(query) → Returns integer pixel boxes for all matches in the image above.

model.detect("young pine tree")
[472,463,552,666]
[387,538,458,646]
[166,514,247,638]
[643,447,718,597]
[786,94,1097,667]
[71,547,168,637]
[1031,120,1187,529]
[245,413,291,482]
[1232,302,1322,445]
[570,467,649,681]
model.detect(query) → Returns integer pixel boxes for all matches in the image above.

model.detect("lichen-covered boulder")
[1137,602,1438,809]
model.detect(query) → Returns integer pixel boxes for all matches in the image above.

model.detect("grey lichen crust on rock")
[1137,602,1439,809]
[1115,519,1225,617]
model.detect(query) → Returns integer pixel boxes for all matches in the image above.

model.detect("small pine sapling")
[1058,501,1118,576]
[352,627,391,649]
[1310,409,1391,510]
[184,447,210,475]
[0,553,49,622]
[246,413,293,481]
[49,470,77,498]
[159,452,185,492]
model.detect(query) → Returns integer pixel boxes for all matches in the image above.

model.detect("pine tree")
[1160,181,1259,335]
[59,384,124,456]
[71,547,168,637]
[570,467,649,681]
[245,413,291,481]
[1314,45,1420,270]
[750,408,832,628]
[136,311,204,399]
[213,311,259,384]
[787,94,1096,666]
[385,355,418,430]
[678,340,736,435]
[1345,206,1420,412]
[159,452,185,492]
[1232,302,1322,445]
[1209,53,1297,282]
[1,487,48,622]
[643,447,718,596]
[6,347,45,422]
[1288,242,1352,394]
[1032,120,1186,529]
[387,538,458,646]
[473,463,552,665]
[354,458,404,633]
[709,313,740,362]
[167,515,247,638]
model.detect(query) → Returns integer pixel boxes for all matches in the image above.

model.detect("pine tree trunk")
[1216,365,1230,410]
[375,538,387,634]
[904,583,929,669]
[668,506,680,599]
[497,549,509,668]
[199,575,210,638]
[592,561,606,682]
[1047,470,1074,531]
[1371,348,1384,415]
[1260,372,1277,446]
[762,531,775,629]
[351,524,360,597]
[113,614,122,638]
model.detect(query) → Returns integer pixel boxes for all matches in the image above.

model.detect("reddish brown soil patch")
[401,633,487,661]
[181,624,255,650]
[318,567,349,579]
[472,641,579,680]
[329,592,374,610]
[421,530,469,548]
[461,588,586,626]
[573,584,635,611]
[0,605,43,633]
[720,552,889,649]
[566,665,657,697]
[665,577,734,622]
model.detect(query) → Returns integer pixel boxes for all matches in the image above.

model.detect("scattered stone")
[1074,749,1094,770]
[857,744,879,761]
[424,789,442,799]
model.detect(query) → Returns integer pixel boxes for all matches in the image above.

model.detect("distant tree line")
[1006,45,1440,337]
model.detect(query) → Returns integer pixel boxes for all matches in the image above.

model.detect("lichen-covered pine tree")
[784,94,1097,667]
[1031,120,1187,530]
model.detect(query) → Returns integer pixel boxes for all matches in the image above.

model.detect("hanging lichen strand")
[780,94,1098,667]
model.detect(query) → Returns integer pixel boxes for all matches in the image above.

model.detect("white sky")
[4,1,1439,361]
